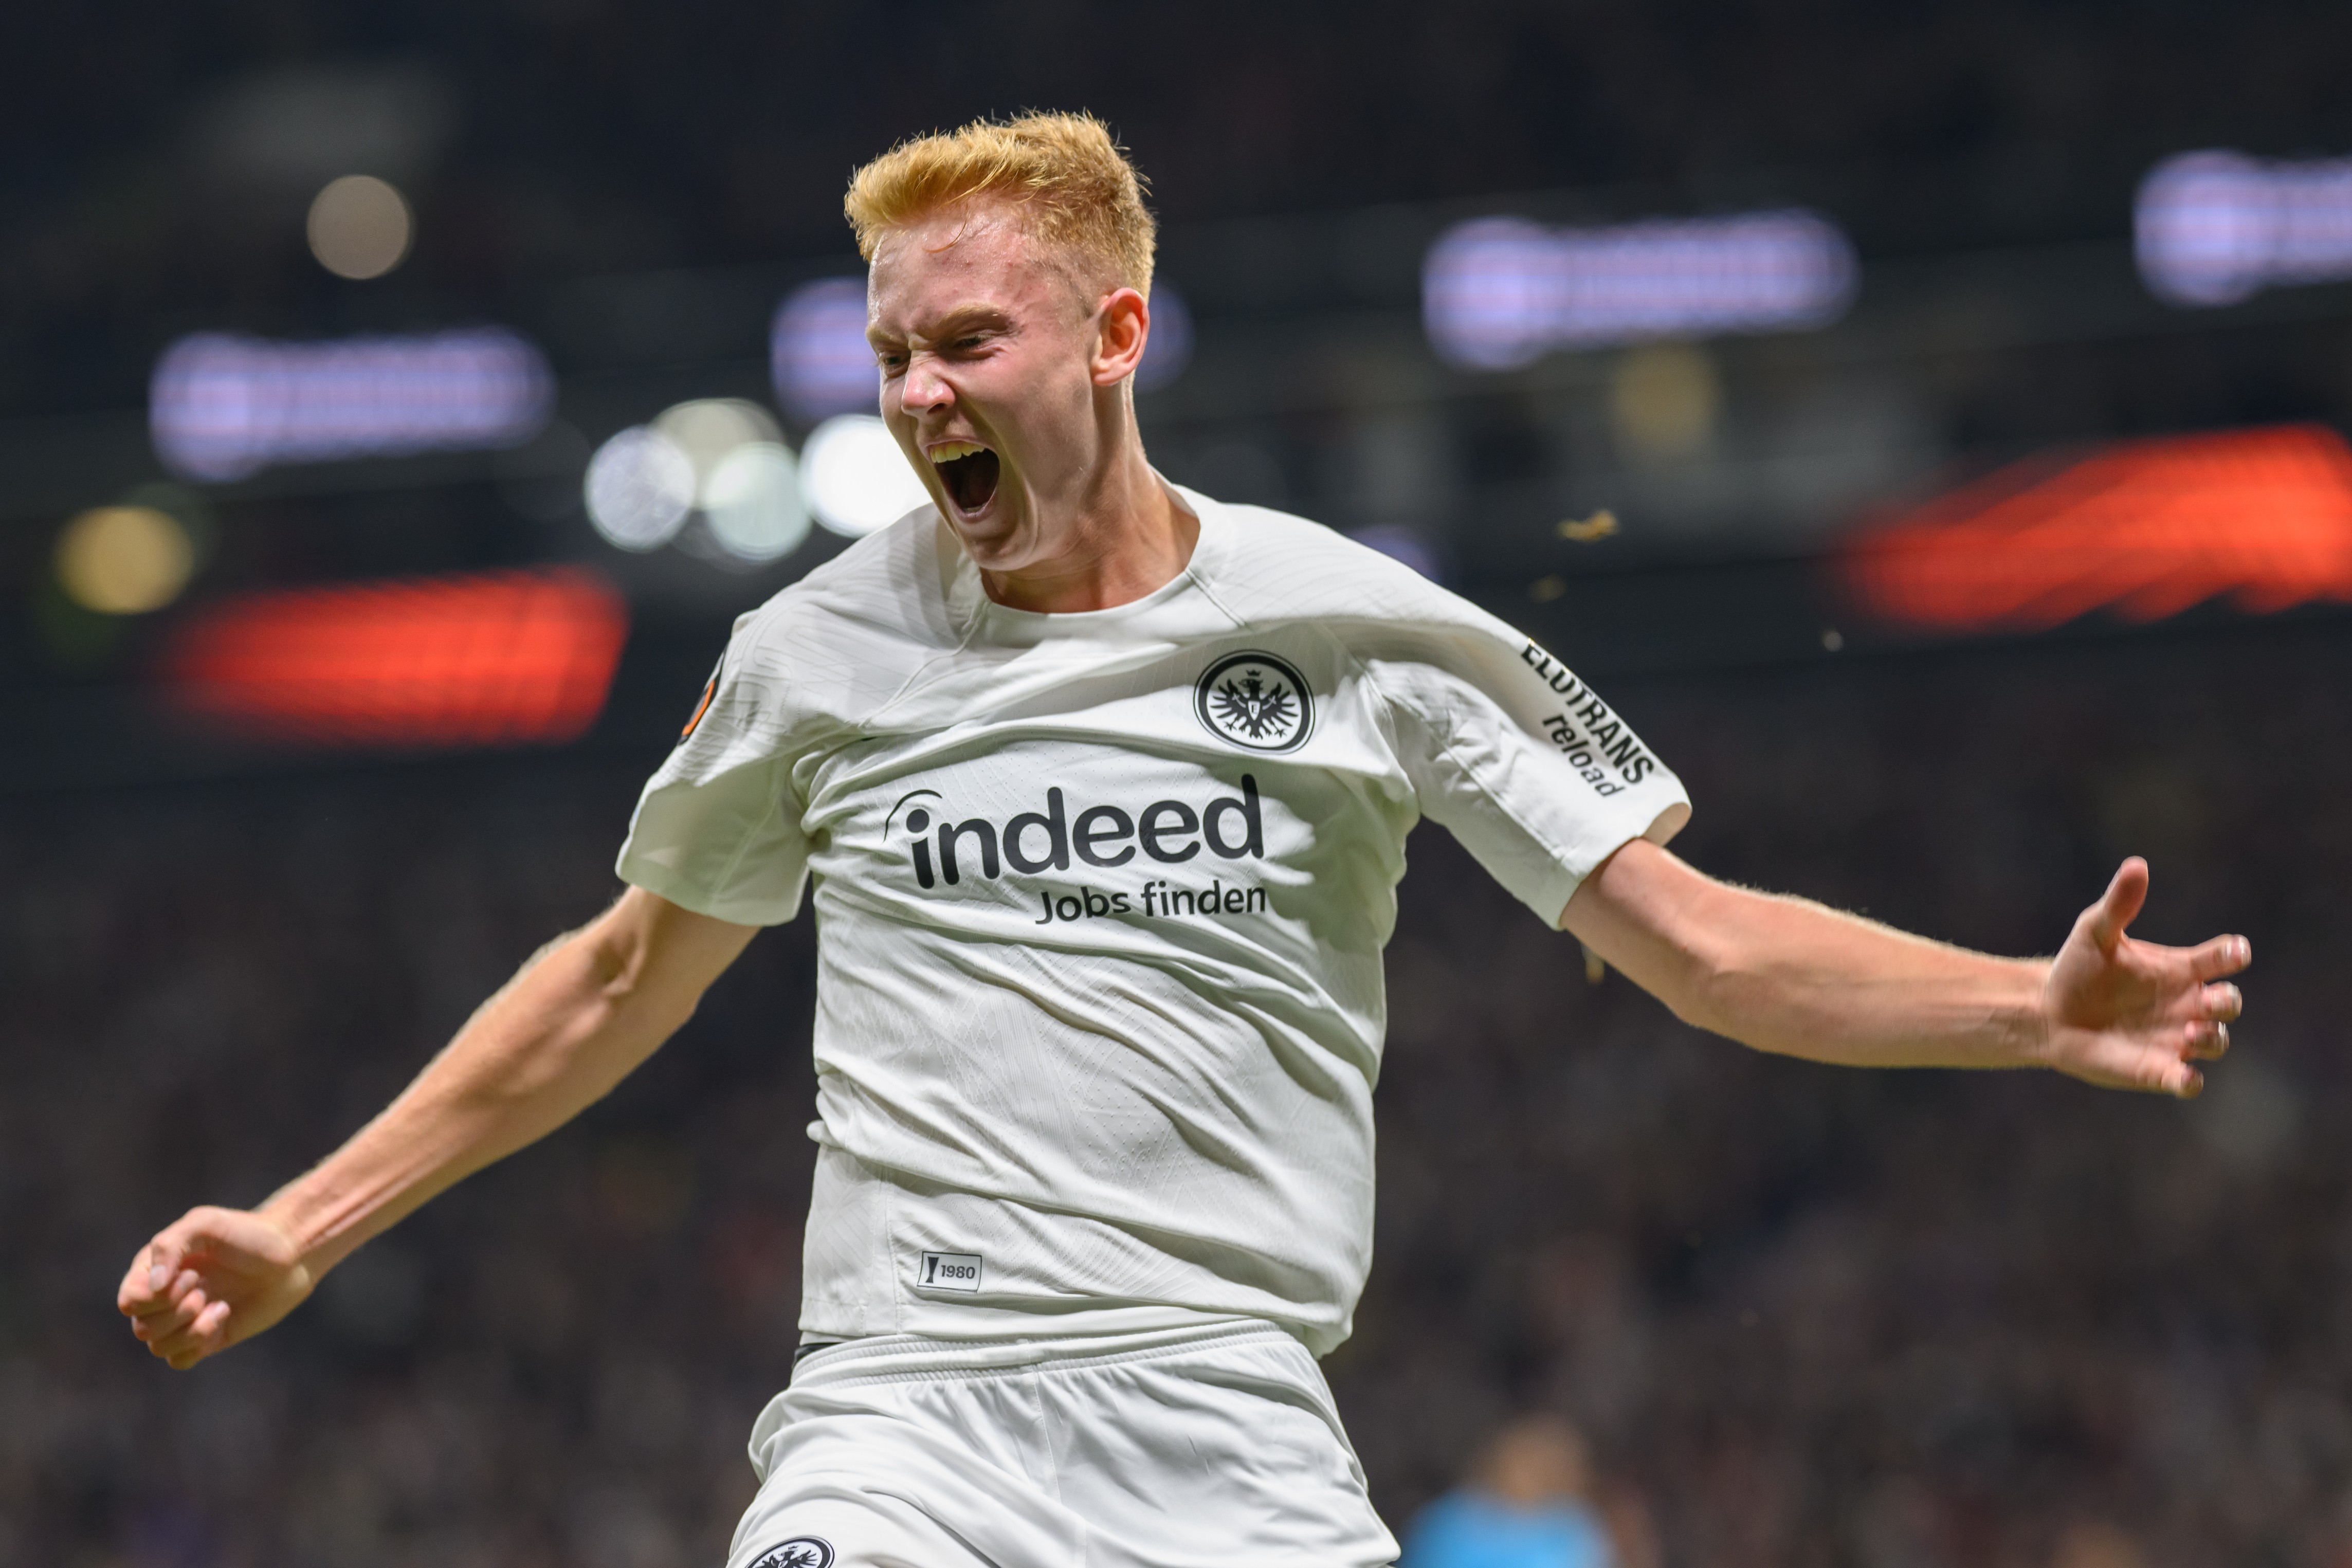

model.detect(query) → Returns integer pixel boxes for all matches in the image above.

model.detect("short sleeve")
[1365,608,1690,926]
[614,630,813,926]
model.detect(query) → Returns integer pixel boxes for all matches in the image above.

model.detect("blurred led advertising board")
[151,329,553,481]
[2137,151,2352,306]
[163,567,627,746]
[1843,425,2352,630]
[1423,211,1858,369]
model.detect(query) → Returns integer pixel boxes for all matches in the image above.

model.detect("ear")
[1091,287,1150,387]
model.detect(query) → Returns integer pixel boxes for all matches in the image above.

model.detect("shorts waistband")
[788,1316,1300,1390]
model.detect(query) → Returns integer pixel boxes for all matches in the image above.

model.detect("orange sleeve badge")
[681,661,721,740]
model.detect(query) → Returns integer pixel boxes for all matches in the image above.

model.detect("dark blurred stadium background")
[7,5,2352,1564]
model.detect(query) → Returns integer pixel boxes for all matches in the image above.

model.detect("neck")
[978,440,1199,614]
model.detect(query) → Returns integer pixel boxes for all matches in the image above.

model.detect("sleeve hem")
[1521,797,1693,929]
[615,856,804,927]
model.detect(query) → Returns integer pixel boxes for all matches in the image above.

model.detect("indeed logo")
[894,776,1265,889]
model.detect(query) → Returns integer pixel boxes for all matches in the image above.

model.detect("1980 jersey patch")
[918,1251,984,1292]
[1195,651,1312,753]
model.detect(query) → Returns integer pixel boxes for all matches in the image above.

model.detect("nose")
[899,352,954,416]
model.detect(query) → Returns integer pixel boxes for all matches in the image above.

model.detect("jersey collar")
[944,474,1230,641]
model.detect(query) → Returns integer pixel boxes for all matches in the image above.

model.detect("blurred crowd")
[5,610,2350,1567]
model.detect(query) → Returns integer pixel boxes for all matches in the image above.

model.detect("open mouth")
[929,441,1000,515]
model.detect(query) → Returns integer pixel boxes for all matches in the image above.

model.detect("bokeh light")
[703,443,810,561]
[584,426,696,551]
[151,329,552,481]
[771,278,875,421]
[1423,211,1858,369]
[306,175,413,280]
[1609,342,1721,462]
[652,398,782,500]
[1136,286,1193,391]
[2137,150,2352,306]
[800,414,931,537]
[1348,524,1443,580]
[54,505,195,614]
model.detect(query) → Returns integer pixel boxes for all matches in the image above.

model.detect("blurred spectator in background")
[1401,1414,1616,1568]
[2051,1521,2146,1568]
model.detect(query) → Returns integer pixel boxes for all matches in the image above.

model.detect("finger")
[2060,1032,2201,1098]
[155,1301,233,1371]
[2087,859,2150,951]
[148,1268,207,1321]
[127,1268,212,1340]
[2185,1019,2231,1061]
[117,1252,159,1315]
[122,1263,198,1320]
[2134,1040,2203,1098]
[119,1238,178,1314]
[2197,982,2243,1023]
[126,1209,243,1313]
[2128,1055,2202,1098]
[2188,935,2253,981]
[132,1216,218,1297]
[135,1287,208,1345]
[143,1288,210,1347]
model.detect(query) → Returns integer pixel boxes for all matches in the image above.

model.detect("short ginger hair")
[845,111,1157,296]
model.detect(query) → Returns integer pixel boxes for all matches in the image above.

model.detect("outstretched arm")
[117,887,758,1370]
[1562,840,2248,1098]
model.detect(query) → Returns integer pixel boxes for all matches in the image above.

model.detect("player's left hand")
[2036,858,2249,1098]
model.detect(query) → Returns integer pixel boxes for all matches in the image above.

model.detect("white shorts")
[724,1319,1399,1568]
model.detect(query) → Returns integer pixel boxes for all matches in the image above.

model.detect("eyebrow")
[868,305,1015,348]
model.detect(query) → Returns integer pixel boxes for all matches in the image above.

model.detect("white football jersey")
[616,485,1689,1355]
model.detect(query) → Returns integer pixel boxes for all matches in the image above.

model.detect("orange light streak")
[165,567,629,745]
[1842,424,2352,630]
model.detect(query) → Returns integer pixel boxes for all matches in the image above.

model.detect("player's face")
[867,203,1146,576]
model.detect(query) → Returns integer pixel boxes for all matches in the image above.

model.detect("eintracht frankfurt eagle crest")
[1195,650,1312,753]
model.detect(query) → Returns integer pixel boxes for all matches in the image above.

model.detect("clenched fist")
[117,1206,315,1370]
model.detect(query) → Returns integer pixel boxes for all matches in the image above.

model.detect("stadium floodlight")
[2136,150,2352,306]
[772,278,877,422]
[801,414,931,537]
[703,442,810,562]
[1422,211,1859,369]
[584,426,696,551]
[150,329,552,481]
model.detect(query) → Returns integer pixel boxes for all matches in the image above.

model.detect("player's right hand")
[116,1206,316,1371]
